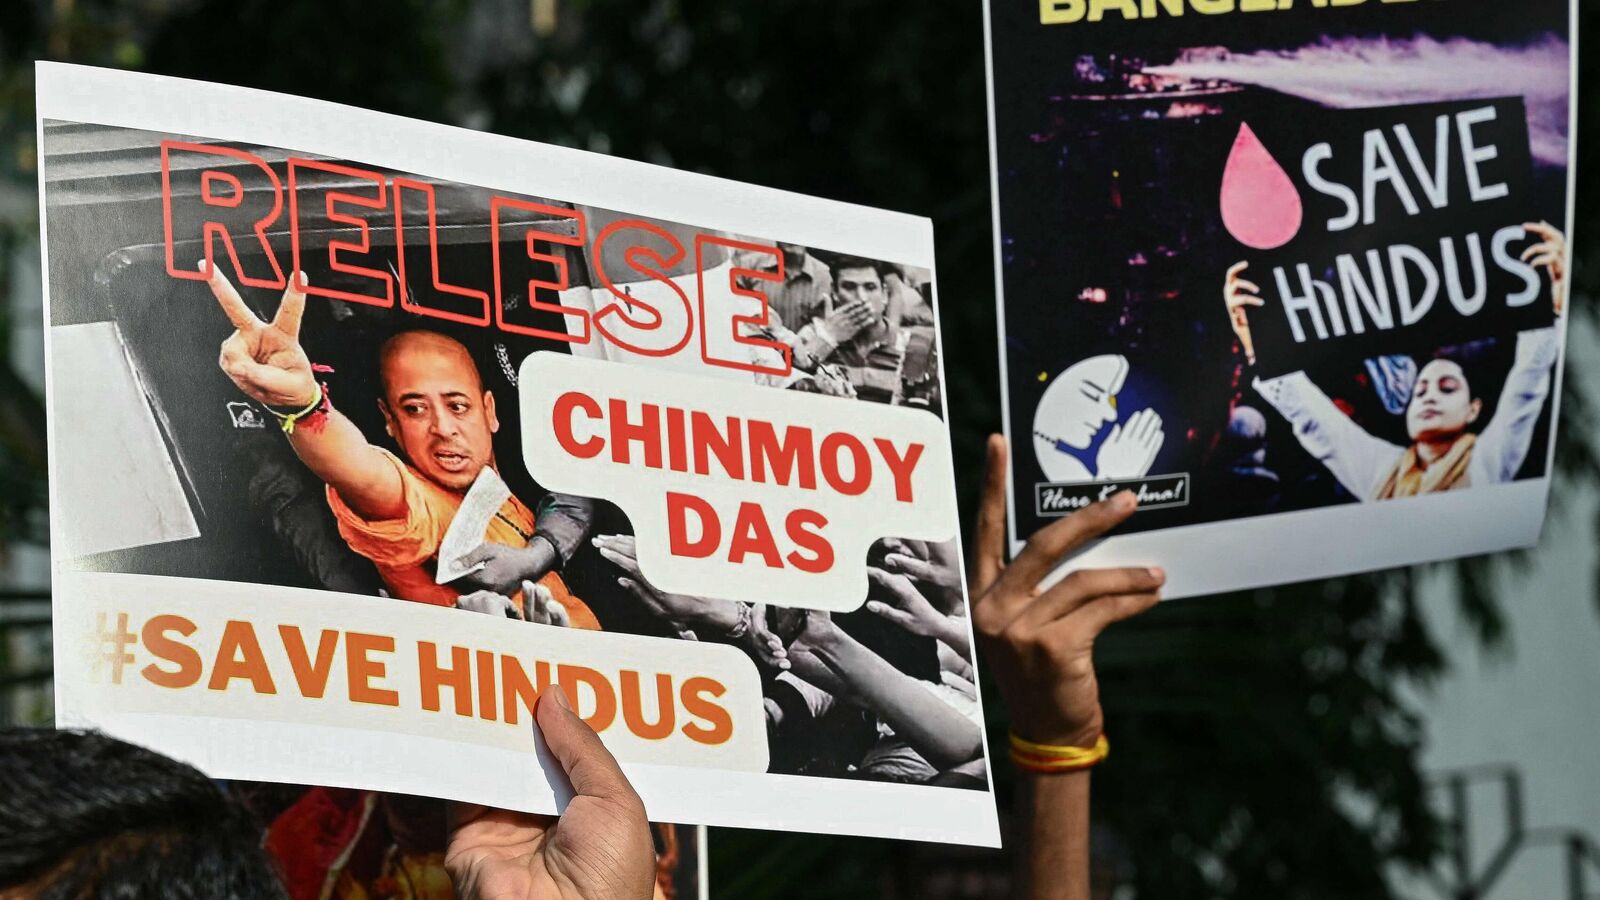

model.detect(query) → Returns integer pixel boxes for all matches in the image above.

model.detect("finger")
[503,595,525,621]
[1012,566,1165,630]
[1525,251,1560,269]
[453,592,495,615]
[764,635,788,658]
[971,434,1010,596]
[883,537,916,555]
[617,577,666,616]
[218,340,254,377]
[598,546,644,579]
[1522,221,1560,242]
[882,552,939,584]
[1049,589,1163,642]
[200,260,263,332]
[867,567,922,609]
[1520,241,1556,262]
[864,600,916,629]
[591,534,637,557]
[455,542,496,569]
[525,581,548,620]
[748,603,775,637]
[1225,260,1250,280]
[1124,411,1145,442]
[1231,278,1261,295]
[1141,411,1162,441]
[548,598,570,628]
[273,271,308,339]
[996,491,1138,615]
[535,685,644,810]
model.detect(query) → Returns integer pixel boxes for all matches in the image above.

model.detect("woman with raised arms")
[1223,222,1568,500]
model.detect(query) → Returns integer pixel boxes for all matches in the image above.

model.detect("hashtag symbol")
[93,611,138,685]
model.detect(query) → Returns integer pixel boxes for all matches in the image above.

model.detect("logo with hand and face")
[1032,354,1165,483]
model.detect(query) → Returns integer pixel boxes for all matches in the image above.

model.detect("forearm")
[930,614,972,660]
[1480,327,1559,480]
[806,630,981,769]
[286,407,404,521]
[1016,770,1091,900]
[678,596,742,635]
[784,646,850,698]
[533,493,595,564]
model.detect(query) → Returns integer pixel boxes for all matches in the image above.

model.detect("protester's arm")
[1227,262,1401,498]
[970,435,1165,900]
[794,299,876,361]
[797,613,983,771]
[456,492,594,596]
[446,685,654,900]
[204,266,405,521]
[866,567,972,660]
[1480,222,1567,480]
[592,535,793,671]
[534,493,596,565]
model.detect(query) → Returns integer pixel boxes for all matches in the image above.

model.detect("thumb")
[535,685,643,810]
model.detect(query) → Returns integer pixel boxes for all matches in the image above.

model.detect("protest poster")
[38,63,998,849]
[982,0,1576,597]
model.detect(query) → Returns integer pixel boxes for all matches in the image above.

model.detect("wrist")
[929,614,962,647]
[268,381,331,435]
[264,380,321,415]
[802,621,846,655]
[1012,713,1101,751]
[1010,731,1109,775]
[699,601,744,635]
[527,534,563,571]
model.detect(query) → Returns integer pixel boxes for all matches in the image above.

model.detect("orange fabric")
[1374,433,1476,499]
[328,449,599,630]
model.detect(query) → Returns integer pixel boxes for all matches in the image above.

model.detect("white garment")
[1253,327,1559,501]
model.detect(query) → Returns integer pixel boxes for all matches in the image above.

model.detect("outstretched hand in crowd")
[971,434,1164,750]
[594,534,789,672]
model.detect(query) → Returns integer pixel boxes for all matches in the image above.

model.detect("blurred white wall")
[1400,314,1600,898]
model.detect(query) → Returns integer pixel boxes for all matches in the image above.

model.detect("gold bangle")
[1008,731,1108,773]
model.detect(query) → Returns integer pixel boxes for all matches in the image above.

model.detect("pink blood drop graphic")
[1220,122,1303,250]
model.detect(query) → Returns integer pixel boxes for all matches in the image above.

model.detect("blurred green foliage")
[0,1,1594,896]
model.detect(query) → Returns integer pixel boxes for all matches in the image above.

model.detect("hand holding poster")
[983,1,1576,596]
[39,63,998,847]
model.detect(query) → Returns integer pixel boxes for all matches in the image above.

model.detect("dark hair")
[0,728,287,899]
[1427,348,1483,393]
[1420,344,1500,433]
[829,255,890,283]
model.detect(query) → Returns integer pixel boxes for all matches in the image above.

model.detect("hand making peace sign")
[203,262,319,409]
